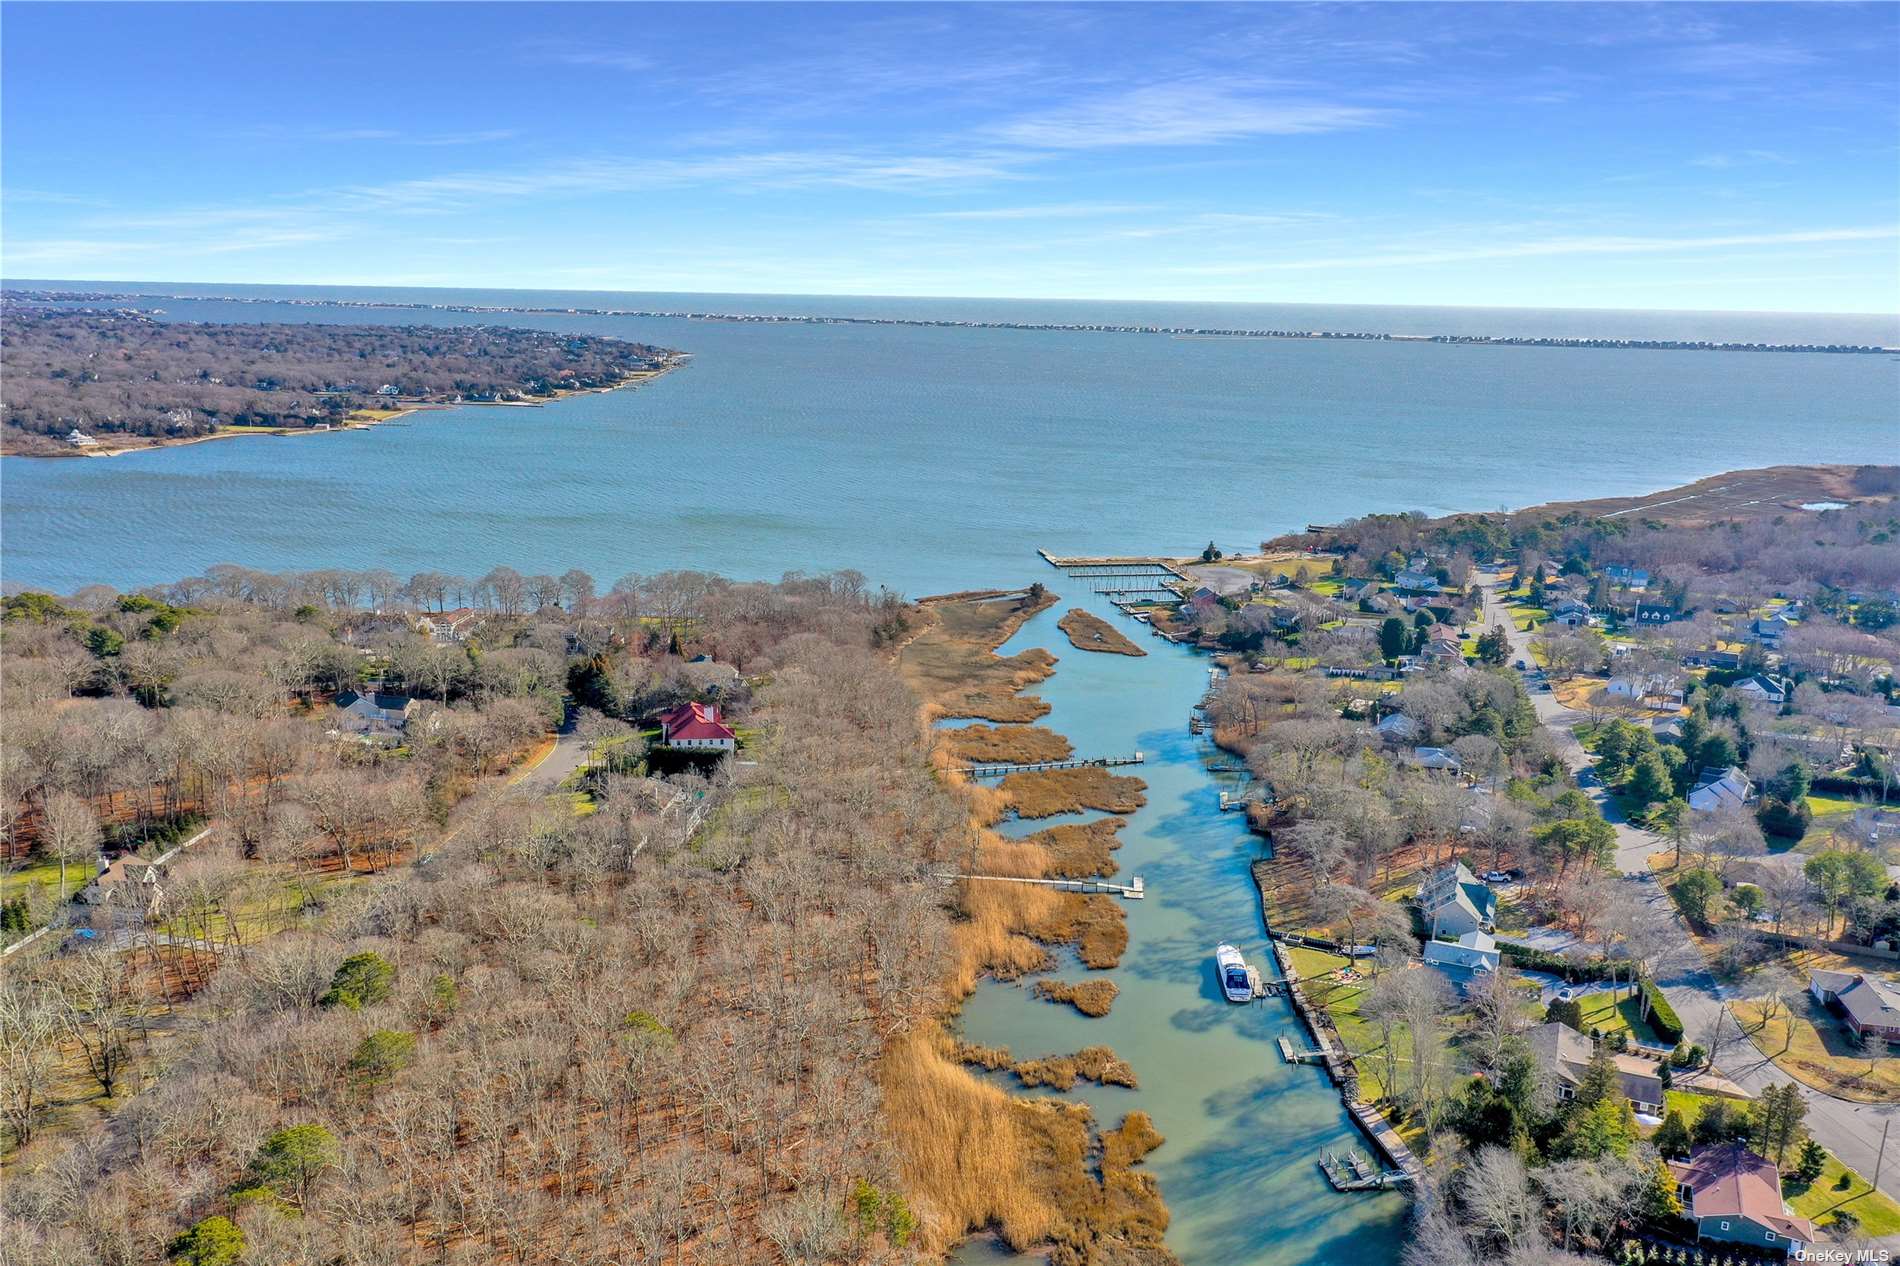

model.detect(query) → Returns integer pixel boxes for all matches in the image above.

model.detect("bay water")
[2,285,1895,1263]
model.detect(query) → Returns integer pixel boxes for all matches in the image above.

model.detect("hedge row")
[1499,941,1616,983]
[1641,980,1684,1045]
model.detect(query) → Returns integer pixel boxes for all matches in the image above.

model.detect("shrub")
[320,951,394,1010]
[1501,941,1615,982]
[349,1030,416,1083]
[168,1216,244,1266]
[1642,980,1684,1045]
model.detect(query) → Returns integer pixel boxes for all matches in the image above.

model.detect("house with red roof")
[1668,1142,1814,1257]
[658,701,737,752]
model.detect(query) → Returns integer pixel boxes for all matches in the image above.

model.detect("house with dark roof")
[1809,969,1900,1042]
[1526,1020,1666,1115]
[1603,565,1649,591]
[334,690,418,739]
[1684,648,1743,670]
[1668,1142,1815,1257]
[1749,613,1794,648]
[1636,603,1679,625]
[1733,675,1789,709]
[658,701,737,752]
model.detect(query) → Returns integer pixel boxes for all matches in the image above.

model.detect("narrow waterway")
[946,585,1408,1265]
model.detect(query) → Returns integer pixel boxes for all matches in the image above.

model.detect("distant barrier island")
[13,287,1897,356]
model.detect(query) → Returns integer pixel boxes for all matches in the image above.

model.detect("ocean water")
[1,285,1896,598]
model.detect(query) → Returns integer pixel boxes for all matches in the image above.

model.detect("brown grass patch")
[993,767,1147,821]
[1031,893,1129,969]
[1057,608,1146,657]
[952,1040,1139,1091]
[941,724,1075,765]
[1024,818,1125,878]
[903,589,1061,722]
[882,1028,1175,1263]
[1035,978,1119,1017]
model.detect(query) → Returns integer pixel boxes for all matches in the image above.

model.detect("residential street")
[510,703,591,794]
[1475,573,1656,874]
[1474,572,1900,1199]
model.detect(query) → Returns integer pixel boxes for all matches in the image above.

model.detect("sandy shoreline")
[0,360,684,460]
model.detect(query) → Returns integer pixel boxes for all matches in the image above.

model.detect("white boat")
[1216,943,1253,1003]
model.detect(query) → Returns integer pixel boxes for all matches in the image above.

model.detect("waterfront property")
[1422,928,1500,974]
[416,606,479,641]
[1416,860,1496,938]
[1670,1142,1815,1258]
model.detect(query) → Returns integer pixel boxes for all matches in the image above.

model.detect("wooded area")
[0,566,973,1264]
[0,304,671,446]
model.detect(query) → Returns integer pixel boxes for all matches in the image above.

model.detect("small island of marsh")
[0,303,680,456]
[1057,607,1147,656]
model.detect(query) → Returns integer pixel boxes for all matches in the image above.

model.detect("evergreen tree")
[1627,750,1674,810]
[1794,1139,1827,1185]
[1640,1156,1684,1220]
[1653,1108,1693,1159]
[1379,617,1409,662]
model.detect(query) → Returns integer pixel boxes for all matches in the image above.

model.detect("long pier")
[939,873,1145,899]
[954,753,1145,778]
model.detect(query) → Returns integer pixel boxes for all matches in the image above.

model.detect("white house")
[1688,766,1752,813]
[1607,675,1685,708]
[65,428,99,448]
[1394,569,1440,593]
[1423,929,1501,973]
[1733,675,1789,709]
[658,701,737,752]
[416,607,479,642]
[1549,599,1593,627]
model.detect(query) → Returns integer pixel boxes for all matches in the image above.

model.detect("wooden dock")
[1318,1148,1406,1192]
[1252,859,1422,1195]
[955,753,1145,777]
[1278,1034,1327,1065]
[941,873,1145,900]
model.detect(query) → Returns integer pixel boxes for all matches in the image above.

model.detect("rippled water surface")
[3,287,1895,597]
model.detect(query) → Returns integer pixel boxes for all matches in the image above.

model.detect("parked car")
[1514,659,1528,671]
[1481,869,1512,883]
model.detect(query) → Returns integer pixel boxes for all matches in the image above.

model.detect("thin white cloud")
[991,79,1390,149]
[919,202,1161,221]
[545,49,656,73]
[1689,149,1794,169]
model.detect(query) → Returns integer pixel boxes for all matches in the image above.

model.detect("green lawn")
[1288,946,1406,1101]
[1662,1090,1900,1235]
[1574,988,1664,1046]
[1806,791,1879,818]
[1787,1154,1900,1236]
[2,858,70,903]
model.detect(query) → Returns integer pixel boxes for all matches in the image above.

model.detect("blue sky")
[4,2,1896,312]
